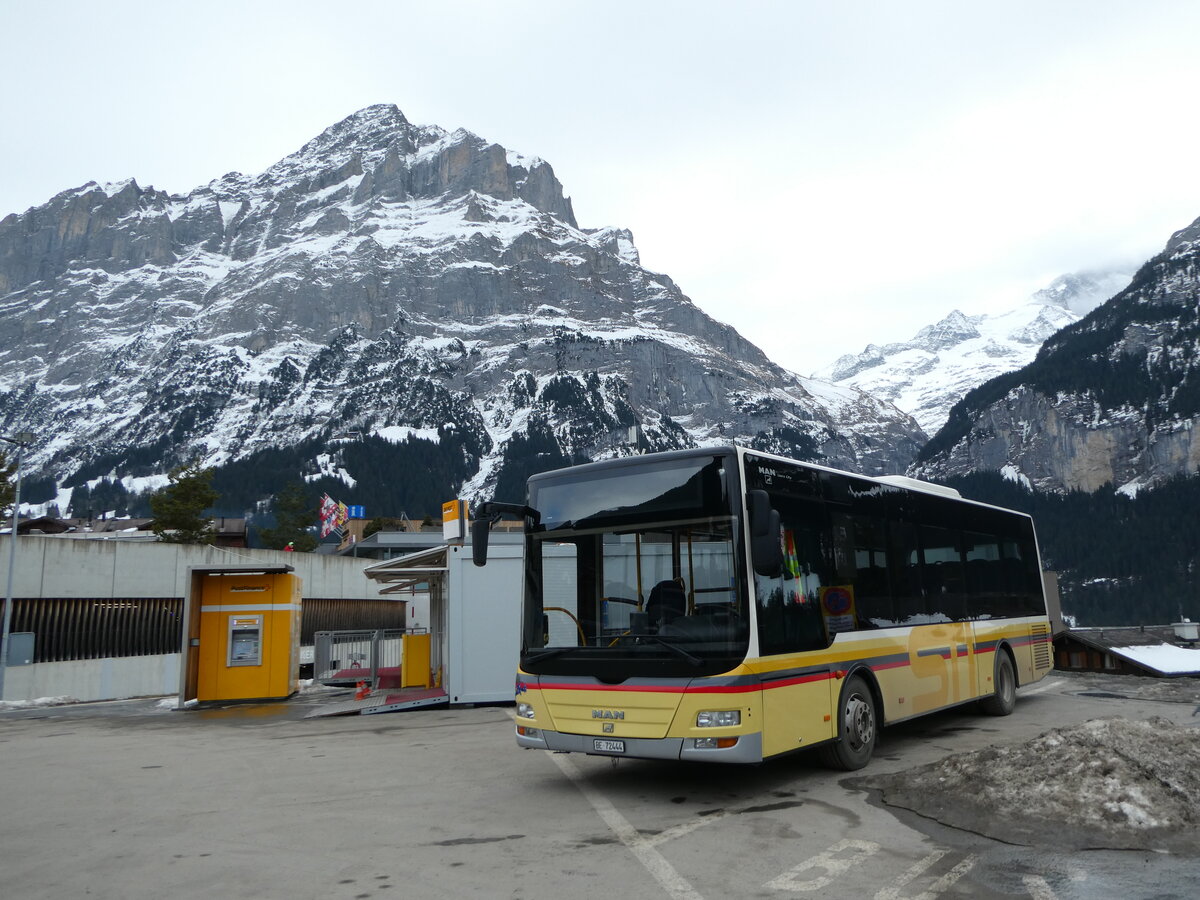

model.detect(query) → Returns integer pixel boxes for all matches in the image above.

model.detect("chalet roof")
[16,516,76,535]
[1059,626,1200,676]
[1066,625,1181,649]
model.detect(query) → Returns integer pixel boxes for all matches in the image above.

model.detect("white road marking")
[1021,874,1058,900]
[766,839,881,892]
[640,811,735,848]
[874,849,951,900]
[910,853,977,899]
[549,751,705,900]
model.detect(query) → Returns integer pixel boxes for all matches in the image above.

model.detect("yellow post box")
[190,569,301,703]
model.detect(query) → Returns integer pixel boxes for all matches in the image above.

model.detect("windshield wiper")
[623,634,704,667]
[527,637,704,667]
[523,646,571,665]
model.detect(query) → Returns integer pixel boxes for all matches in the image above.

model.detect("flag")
[319,493,340,538]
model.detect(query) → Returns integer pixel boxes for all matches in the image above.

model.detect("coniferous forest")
[38,437,1198,628]
[946,471,1200,627]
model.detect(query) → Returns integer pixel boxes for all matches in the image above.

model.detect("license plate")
[593,739,625,753]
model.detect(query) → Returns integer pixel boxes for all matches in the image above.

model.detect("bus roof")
[521,444,1026,519]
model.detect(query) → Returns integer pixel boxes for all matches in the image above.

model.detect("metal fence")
[313,628,428,687]
[2,597,184,663]
[300,599,408,644]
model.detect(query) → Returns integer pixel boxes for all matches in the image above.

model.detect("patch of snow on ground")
[0,696,77,710]
[859,715,1200,853]
[1000,464,1032,490]
[1117,478,1146,498]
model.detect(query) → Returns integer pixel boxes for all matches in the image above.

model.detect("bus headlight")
[696,710,740,727]
[517,702,536,719]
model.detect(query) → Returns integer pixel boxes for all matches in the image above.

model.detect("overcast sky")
[5,1,1200,374]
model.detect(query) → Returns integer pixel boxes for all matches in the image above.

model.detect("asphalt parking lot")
[2,673,1197,900]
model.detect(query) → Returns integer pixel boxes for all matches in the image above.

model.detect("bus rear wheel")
[819,674,877,771]
[979,650,1016,716]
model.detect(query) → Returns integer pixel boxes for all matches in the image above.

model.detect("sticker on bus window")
[820,585,857,636]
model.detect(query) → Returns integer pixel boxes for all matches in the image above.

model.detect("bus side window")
[888,520,923,624]
[847,513,892,627]
[919,525,966,622]
[1002,538,1043,615]
[964,532,1005,618]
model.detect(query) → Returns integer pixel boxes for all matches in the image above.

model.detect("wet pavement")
[2,673,1198,899]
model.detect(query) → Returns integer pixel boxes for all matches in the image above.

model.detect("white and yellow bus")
[472,446,1053,769]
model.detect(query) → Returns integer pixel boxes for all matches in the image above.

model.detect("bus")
[471,446,1053,769]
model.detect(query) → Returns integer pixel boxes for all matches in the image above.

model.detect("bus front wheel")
[819,674,877,771]
[979,650,1016,716]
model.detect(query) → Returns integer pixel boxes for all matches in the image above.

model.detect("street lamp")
[0,431,35,702]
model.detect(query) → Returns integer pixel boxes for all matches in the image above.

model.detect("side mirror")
[747,489,783,577]
[469,500,539,568]
[471,518,491,567]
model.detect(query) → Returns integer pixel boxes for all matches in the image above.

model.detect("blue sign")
[347,505,366,519]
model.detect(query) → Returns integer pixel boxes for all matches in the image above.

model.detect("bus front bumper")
[516,726,764,764]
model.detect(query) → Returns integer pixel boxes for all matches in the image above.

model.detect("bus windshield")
[521,454,749,677]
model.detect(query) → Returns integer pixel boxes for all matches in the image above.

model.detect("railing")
[313,628,428,687]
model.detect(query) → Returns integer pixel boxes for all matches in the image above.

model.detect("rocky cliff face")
[914,218,1200,494]
[0,105,923,507]
[818,270,1131,436]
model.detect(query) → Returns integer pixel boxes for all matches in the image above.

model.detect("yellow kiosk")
[179,565,301,704]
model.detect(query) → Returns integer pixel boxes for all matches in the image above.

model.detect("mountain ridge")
[818,270,1132,436]
[914,214,1200,494]
[0,104,925,513]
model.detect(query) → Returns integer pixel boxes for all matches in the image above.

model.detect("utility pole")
[0,431,35,702]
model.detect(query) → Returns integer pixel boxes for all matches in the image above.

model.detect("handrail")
[544,606,587,646]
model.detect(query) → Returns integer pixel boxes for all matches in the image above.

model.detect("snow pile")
[0,695,77,710]
[154,696,199,710]
[859,716,1200,853]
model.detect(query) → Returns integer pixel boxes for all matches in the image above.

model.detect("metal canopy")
[188,564,295,576]
[363,545,449,593]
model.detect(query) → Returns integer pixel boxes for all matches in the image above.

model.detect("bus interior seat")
[647,579,686,624]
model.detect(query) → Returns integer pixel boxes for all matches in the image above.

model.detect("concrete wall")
[3,654,180,703]
[0,537,387,601]
[0,538,392,703]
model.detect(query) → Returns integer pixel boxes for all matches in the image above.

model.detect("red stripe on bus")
[760,672,834,690]
[531,681,762,695]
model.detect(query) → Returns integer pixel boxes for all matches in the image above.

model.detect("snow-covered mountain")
[914,216,1200,494]
[0,105,924,511]
[817,271,1132,435]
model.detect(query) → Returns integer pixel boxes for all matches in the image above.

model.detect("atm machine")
[179,565,301,704]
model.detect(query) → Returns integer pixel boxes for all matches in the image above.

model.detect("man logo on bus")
[592,709,625,720]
